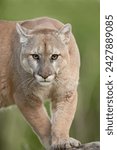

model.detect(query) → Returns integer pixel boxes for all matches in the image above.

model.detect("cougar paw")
[51,137,81,150]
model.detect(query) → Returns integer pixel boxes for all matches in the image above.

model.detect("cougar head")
[16,22,71,86]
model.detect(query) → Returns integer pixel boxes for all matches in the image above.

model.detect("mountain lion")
[0,17,80,149]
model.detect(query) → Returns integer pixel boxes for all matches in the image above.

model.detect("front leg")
[14,93,51,150]
[51,91,81,150]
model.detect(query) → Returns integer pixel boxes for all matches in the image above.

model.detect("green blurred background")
[0,0,100,150]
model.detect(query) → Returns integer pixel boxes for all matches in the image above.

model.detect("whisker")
[27,78,35,89]
[55,77,64,87]
[16,77,34,91]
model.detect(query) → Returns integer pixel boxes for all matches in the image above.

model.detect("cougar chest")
[32,84,53,102]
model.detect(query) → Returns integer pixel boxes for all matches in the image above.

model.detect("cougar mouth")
[39,81,52,86]
[34,74,55,86]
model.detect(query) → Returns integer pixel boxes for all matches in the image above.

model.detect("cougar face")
[16,23,71,86]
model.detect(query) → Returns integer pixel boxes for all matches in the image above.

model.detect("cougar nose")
[38,71,52,79]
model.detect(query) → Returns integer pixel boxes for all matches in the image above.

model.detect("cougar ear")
[16,23,32,43]
[58,23,72,44]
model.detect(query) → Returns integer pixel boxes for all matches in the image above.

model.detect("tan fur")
[0,17,80,150]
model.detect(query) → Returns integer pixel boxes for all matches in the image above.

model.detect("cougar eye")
[51,54,59,60]
[32,54,40,60]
